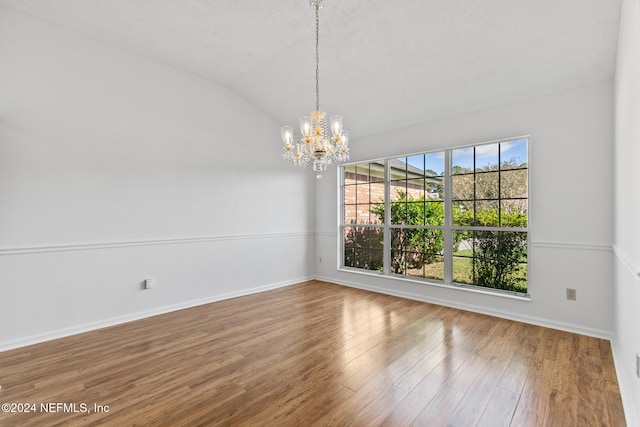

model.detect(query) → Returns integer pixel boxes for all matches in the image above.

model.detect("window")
[388,153,445,281]
[343,163,384,271]
[340,138,529,295]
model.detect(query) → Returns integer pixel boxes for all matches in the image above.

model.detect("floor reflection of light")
[333,294,482,393]
[338,297,391,375]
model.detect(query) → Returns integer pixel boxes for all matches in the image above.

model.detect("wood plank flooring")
[0,280,626,426]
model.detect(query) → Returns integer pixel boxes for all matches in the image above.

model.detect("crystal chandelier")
[280,0,349,179]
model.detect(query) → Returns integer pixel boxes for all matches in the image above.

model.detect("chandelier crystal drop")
[281,0,349,180]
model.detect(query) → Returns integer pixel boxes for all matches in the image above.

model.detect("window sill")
[338,267,531,301]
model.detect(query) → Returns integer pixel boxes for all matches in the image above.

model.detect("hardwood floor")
[0,280,626,426]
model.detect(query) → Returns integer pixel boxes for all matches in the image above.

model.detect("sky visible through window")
[403,139,528,174]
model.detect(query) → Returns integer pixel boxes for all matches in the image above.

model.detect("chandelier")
[280,0,349,179]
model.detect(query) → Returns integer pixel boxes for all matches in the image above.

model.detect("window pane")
[344,164,358,185]
[369,249,384,271]
[426,176,444,199]
[452,201,474,226]
[425,201,444,226]
[356,205,368,224]
[347,161,386,183]
[424,229,444,256]
[344,184,357,206]
[406,201,425,226]
[404,235,422,273]
[390,157,408,180]
[370,203,384,224]
[405,250,424,278]
[361,204,379,224]
[406,179,425,199]
[343,227,355,248]
[475,143,499,171]
[510,263,529,293]
[391,180,418,225]
[500,139,528,170]
[353,205,367,222]
[452,148,474,174]
[369,161,385,182]
[475,200,499,227]
[424,255,444,280]
[500,169,528,198]
[473,231,528,292]
[344,247,355,267]
[475,171,499,200]
[351,163,371,183]
[343,161,388,227]
[500,200,528,227]
[425,152,445,176]
[452,174,474,200]
[353,226,368,248]
[391,228,407,274]
[357,184,370,205]
[355,249,383,271]
[345,226,384,248]
[342,227,356,267]
[453,257,473,284]
[370,227,385,249]
[453,230,473,257]
[392,229,445,280]
[344,204,356,224]
[390,181,408,201]
[406,155,425,177]
[390,201,407,225]
[370,181,385,204]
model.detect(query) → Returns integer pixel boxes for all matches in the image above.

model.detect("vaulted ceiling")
[0,0,621,138]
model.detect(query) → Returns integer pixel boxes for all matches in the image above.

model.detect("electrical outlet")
[566,288,576,300]
[636,353,639,378]
[144,279,153,289]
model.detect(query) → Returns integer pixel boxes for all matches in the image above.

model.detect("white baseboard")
[0,276,311,352]
[316,275,614,340]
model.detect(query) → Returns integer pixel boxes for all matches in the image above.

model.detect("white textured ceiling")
[0,0,622,138]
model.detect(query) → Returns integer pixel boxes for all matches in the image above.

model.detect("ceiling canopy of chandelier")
[280,0,349,180]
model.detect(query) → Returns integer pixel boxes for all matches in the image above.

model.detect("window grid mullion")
[498,143,502,227]
[444,149,453,285]
[383,159,391,275]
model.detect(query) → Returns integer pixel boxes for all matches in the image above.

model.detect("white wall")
[0,3,634,422]
[316,81,615,338]
[0,6,314,350]
[614,0,640,425]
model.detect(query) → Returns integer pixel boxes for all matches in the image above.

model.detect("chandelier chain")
[315,2,320,112]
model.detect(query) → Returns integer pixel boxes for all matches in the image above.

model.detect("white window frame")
[338,137,530,298]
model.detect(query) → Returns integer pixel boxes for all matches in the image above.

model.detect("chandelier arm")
[315,1,320,112]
